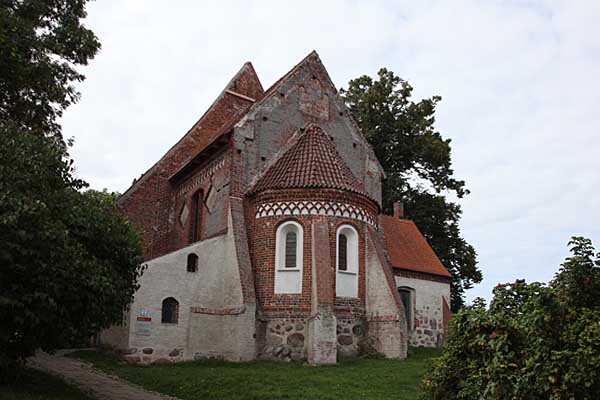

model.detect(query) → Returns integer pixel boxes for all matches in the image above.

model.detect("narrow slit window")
[338,234,348,271]
[189,190,202,243]
[285,232,297,268]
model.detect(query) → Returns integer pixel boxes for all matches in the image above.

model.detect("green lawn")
[0,368,92,400]
[69,347,439,400]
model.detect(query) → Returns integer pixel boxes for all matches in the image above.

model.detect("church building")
[100,51,452,364]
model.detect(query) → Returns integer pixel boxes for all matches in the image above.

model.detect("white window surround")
[336,225,359,297]
[274,221,303,293]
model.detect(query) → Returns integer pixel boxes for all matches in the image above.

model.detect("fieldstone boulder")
[338,335,353,346]
[142,347,154,354]
[267,334,283,345]
[274,345,283,356]
[169,349,180,357]
[287,333,305,348]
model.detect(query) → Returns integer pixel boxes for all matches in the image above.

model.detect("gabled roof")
[249,124,368,197]
[118,62,263,202]
[381,215,452,278]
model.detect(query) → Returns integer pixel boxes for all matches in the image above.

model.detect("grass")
[69,347,440,400]
[0,367,92,400]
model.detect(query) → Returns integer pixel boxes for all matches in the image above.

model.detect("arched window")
[338,234,348,271]
[398,287,414,331]
[187,253,198,272]
[161,297,179,324]
[275,221,303,293]
[285,231,297,268]
[336,225,358,297]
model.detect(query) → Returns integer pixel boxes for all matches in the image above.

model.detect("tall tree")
[0,124,144,381]
[341,68,482,310]
[0,1,143,382]
[0,0,100,139]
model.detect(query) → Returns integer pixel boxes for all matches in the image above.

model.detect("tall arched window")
[336,225,358,297]
[161,297,179,324]
[285,231,297,268]
[189,190,203,244]
[187,253,198,272]
[275,221,303,293]
[338,234,348,271]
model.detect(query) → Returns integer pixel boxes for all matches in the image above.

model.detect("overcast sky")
[62,1,600,303]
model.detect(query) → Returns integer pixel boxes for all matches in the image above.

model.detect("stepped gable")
[249,124,368,197]
[381,215,452,278]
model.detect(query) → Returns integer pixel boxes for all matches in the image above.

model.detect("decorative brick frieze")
[175,156,226,199]
[255,200,376,226]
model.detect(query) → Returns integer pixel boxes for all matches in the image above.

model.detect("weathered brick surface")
[102,52,459,364]
[118,64,263,260]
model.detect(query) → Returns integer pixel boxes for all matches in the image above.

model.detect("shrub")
[422,237,600,399]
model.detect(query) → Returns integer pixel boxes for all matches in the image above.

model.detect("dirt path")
[30,351,178,400]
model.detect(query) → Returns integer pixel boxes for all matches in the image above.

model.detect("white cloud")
[62,0,600,302]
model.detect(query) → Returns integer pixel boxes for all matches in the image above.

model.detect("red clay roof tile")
[381,215,451,278]
[250,124,368,196]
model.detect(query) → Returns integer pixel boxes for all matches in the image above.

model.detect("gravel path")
[30,351,178,400]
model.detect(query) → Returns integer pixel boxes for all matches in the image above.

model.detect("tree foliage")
[341,69,482,310]
[0,0,100,138]
[0,0,143,383]
[422,237,600,399]
[0,122,144,381]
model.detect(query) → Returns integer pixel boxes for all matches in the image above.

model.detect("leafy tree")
[0,122,144,382]
[0,0,100,139]
[422,237,600,399]
[0,0,143,383]
[341,69,482,310]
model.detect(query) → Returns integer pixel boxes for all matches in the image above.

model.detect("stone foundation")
[259,315,307,360]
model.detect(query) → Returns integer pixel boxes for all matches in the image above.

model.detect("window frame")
[161,297,179,324]
[335,224,359,298]
[275,221,303,271]
[274,220,304,294]
[187,253,198,273]
[336,225,358,275]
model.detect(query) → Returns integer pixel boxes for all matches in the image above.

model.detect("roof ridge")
[119,62,263,202]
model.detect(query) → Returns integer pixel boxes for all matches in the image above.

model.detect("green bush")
[0,124,144,382]
[422,237,600,399]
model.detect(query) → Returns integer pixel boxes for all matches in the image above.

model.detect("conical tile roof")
[250,125,367,197]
